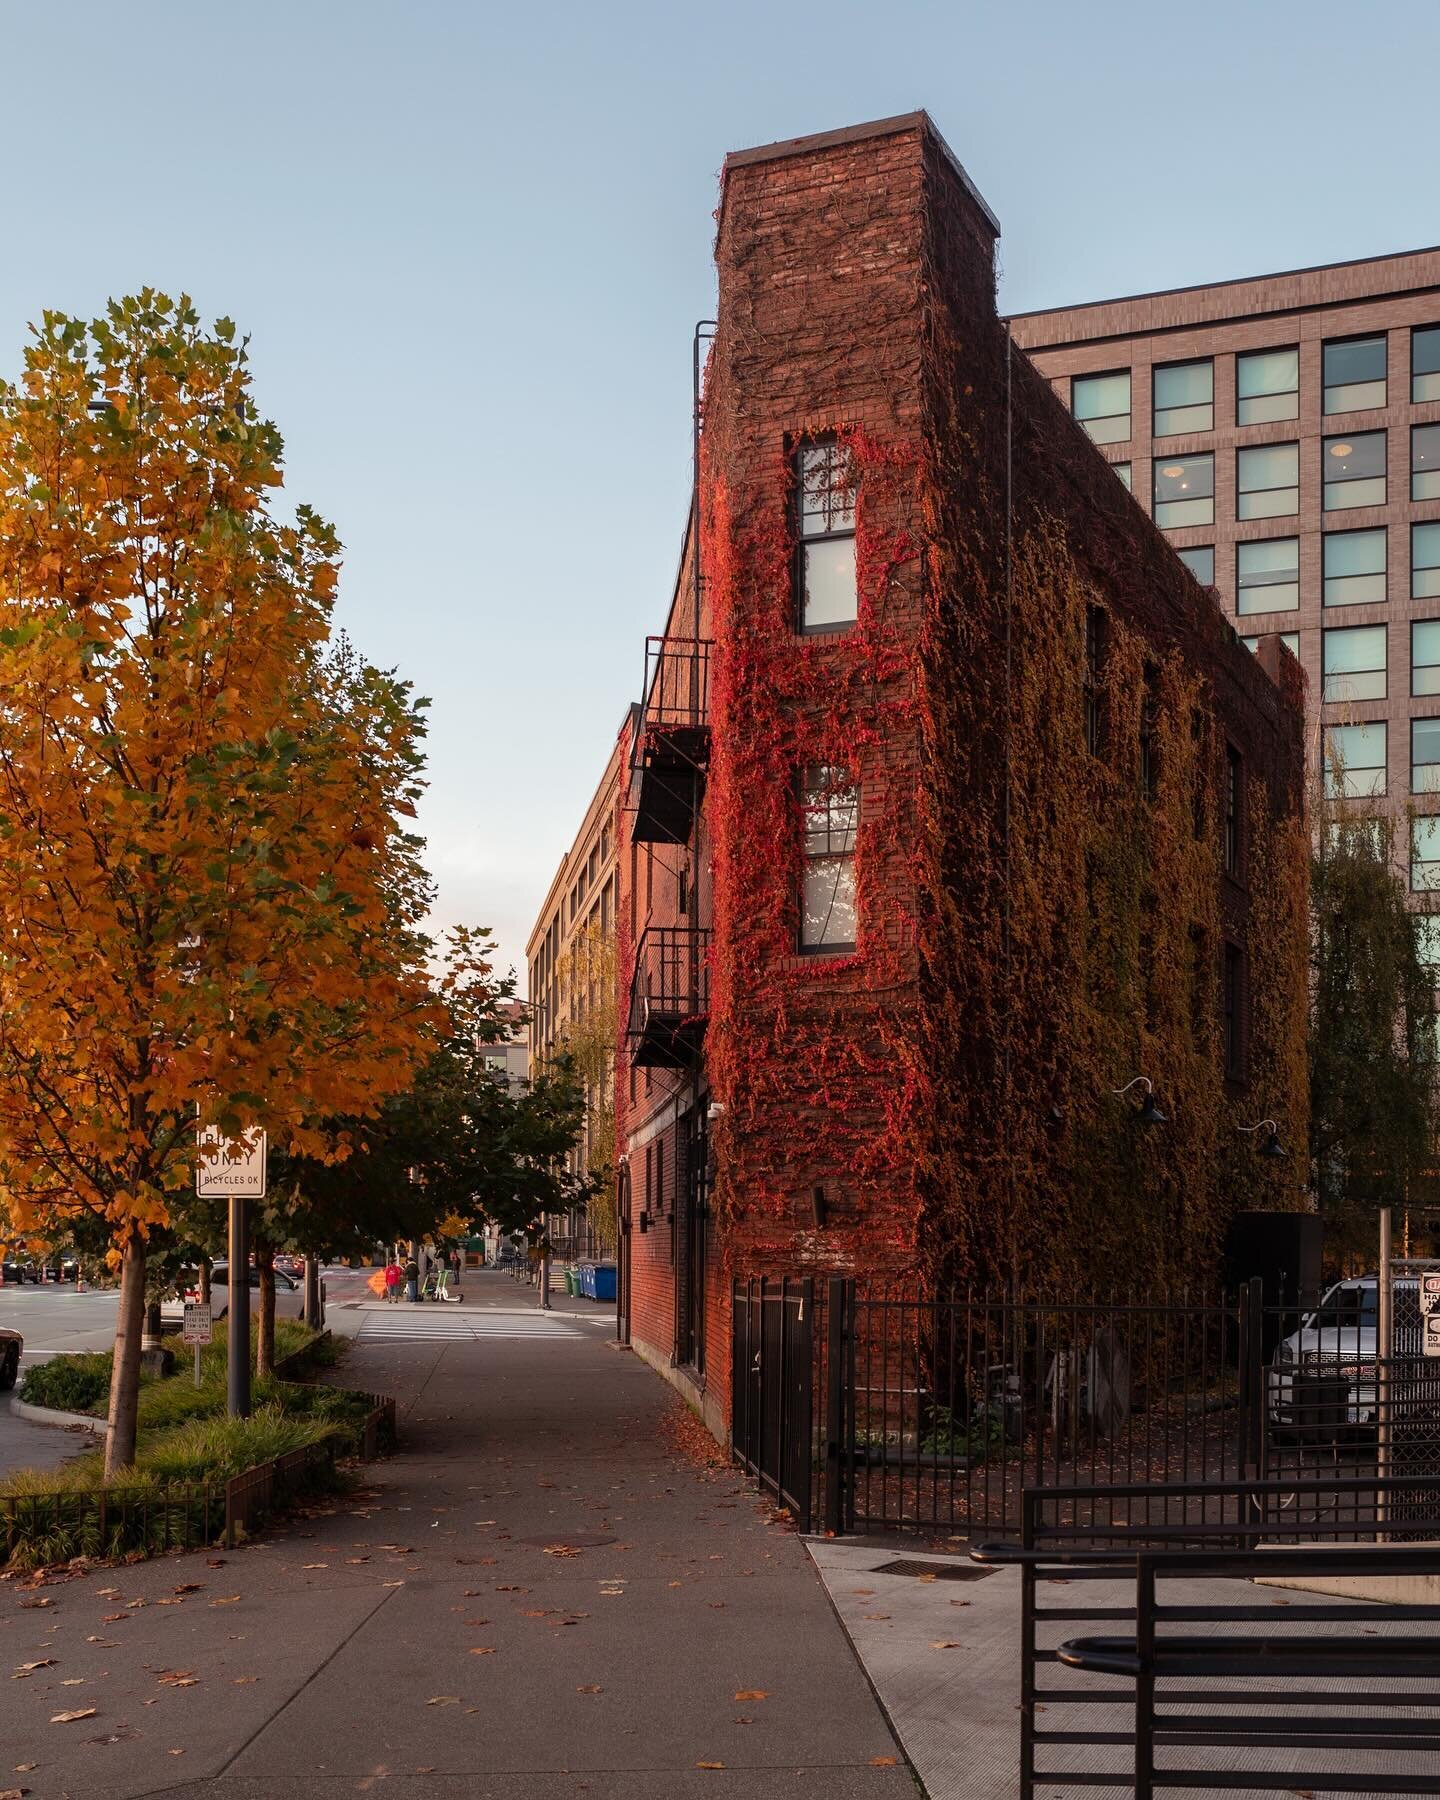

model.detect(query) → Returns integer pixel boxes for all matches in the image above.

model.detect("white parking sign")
[183,1303,213,1346]
[195,1126,267,1199]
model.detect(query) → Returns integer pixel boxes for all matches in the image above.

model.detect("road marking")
[357,1312,582,1342]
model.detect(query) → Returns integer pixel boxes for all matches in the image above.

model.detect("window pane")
[1324,336,1387,414]
[1237,347,1299,424]
[1073,372,1130,443]
[1414,327,1440,402]
[802,536,857,629]
[1324,721,1386,798]
[1154,453,1214,528]
[1324,529,1386,606]
[1323,431,1386,511]
[1414,425,1440,501]
[1415,817,1440,891]
[798,443,855,536]
[1416,621,1440,696]
[1242,632,1300,656]
[1154,360,1214,436]
[1112,461,1132,492]
[1178,545,1214,584]
[1415,524,1440,601]
[1418,914,1440,968]
[1323,624,1386,702]
[801,857,856,947]
[1237,443,1299,519]
[1236,537,1299,615]
[1414,719,1440,794]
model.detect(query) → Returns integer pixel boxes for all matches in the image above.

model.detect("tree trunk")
[304,1255,321,1330]
[105,1237,147,1477]
[143,1298,162,1348]
[199,1259,212,1305]
[255,1237,276,1380]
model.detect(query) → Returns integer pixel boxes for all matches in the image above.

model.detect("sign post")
[196,1128,267,1420]
[182,1301,213,1389]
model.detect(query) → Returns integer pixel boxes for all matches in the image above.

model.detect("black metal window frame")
[1235,441,1299,519]
[1235,343,1300,424]
[798,762,858,955]
[1322,427,1387,512]
[1152,356,1214,437]
[1069,367,1131,444]
[794,436,858,636]
[1322,330,1388,414]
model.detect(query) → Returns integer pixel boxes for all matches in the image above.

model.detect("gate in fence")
[727,1273,1440,1538]
[731,1277,816,1531]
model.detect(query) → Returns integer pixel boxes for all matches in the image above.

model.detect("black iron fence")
[731,1274,1440,1539]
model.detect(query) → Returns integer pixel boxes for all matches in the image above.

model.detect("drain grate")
[869,1558,995,1581]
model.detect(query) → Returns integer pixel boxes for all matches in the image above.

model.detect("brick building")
[612,113,1310,1434]
[526,709,635,1263]
[1010,245,1440,916]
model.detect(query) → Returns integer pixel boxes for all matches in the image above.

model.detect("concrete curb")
[7,1392,106,1435]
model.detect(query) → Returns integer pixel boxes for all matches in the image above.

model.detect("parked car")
[1268,1276,1424,1432]
[0,1327,19,1389]
[161,1263,303,1324]
[1,1256,37,1286]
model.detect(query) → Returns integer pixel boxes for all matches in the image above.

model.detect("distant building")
[525,710,635,1262]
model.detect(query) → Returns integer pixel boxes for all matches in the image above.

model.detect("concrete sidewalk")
[1,1271,911,1799]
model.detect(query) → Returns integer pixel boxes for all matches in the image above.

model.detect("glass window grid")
[1154,453,1215,529]
[1236,347,1299,424]
[1177,545,1214,585]
[1324,721,1386,799]
[1237,443,1299,520]
[1415,425,1440,502]
[1322,623,1387,703]
[1236,537,1300,616]
[1072,371,1131,444]
[1416,524,1440,601]
[1414,719,1440,795]
[1417,912,1440,969]
[1414,816,1440,892]
[800,764,858,950]
[1414,327,1440,404]
[796,441,857,633]
[1323,334,1387,415]
[1154,359,1214,437]
[1415,620,1440,696]
[1323,528,1387,608]
[1323,431,1387,512]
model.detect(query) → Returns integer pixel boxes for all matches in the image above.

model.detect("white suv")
[1268,1276,1423,1430]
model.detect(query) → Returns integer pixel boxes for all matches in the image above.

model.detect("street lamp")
[1112,1075,1167,1126]
[1238,1117,1288,1159]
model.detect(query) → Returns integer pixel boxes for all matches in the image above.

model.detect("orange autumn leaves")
[0,293,437,1250]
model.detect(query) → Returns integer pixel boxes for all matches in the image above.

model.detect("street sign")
[1424,1313,1440,1360]
[1421,1272,1440,1317]
[182,1302,213,1346]
[195,1126,267,1199]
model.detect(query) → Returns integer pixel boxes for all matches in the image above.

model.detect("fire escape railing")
[627,925,711,1070]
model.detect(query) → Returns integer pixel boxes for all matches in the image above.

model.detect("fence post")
[1238,1276,1265,1484]
[824,1276,848,1536]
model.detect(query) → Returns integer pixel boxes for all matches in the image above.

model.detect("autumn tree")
[0,294,434,1471]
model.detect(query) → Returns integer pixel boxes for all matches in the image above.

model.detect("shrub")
[18,1353,114,1416]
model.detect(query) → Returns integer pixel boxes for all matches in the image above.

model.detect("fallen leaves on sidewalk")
[733,1690,768,1702]
[542,1545,579,1558]
[870,1756,898,1766]
[154,1671,199,1688]
[210,1597,241,1607]
[173,1583,203,1595]
[13,1660,56,1678]
[929,1641,963,1650]
[468,1648,496,1656]
[49,1709,96,1724]
[696,1760,725,1770]
[426,1696,460,1707]
[577,1685,602,1694]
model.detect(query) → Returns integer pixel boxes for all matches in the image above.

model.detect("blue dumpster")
[592,1263,617,1302]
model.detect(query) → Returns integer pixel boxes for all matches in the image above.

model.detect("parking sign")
[1421,1272,1440,1317]
[182,1303,213,1346]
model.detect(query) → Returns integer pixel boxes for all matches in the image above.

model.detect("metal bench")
[971,1475,1440,1798]
[1057,1545,1440,1796]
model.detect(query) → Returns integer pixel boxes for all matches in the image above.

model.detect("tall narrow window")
[1413,326,1440,403]
[1223,943,1245,1078]
[1154,453,1214,528]
[1323,722,1386,798]
[1413,425,1440,501]
[1154,359,1214,436]
[1237,346,1299,424]
[1414,719,1440,795]
[800,764,858,952]
[796,441,856,632]
[1236,537,1299,615]
[1323,335,1386,414]
[1322,624,1386,702]
[1415,620,1440,696]
[1323,431,1386,511]
[1084,605,1105,755]
[1414,817,1440,892]
[1072,370,1130,444]
[1237,443,1298,519]
[1224,746,1242,879]
[1414,523,1440,600]
[1323,529,1387,607]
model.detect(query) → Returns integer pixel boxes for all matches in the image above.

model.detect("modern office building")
[525,710,635,1262]
[1010,250,1440,900]
[612,112,1309,1434]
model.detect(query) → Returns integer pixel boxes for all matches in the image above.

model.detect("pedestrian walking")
[404,1253,419,1303]
[383,1256,402,1304]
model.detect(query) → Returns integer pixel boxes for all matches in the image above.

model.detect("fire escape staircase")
[630,635,712,846]
[627,925,711,1070]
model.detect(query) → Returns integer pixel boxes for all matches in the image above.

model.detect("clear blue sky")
[4,0,1436,985]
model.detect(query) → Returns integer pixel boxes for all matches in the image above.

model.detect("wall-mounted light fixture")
[707,1102,726,1122]
[1238,1117,1287,1159]
[1112,1075,1167,1126]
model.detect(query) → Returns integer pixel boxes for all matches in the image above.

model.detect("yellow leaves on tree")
[0,292,436,1470]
